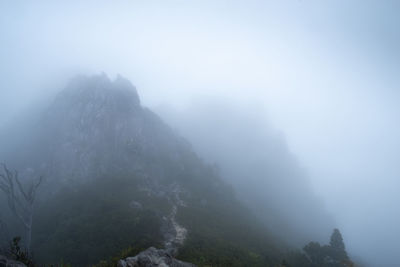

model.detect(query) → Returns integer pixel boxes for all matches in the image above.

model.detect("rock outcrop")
[117,247,195,267]
[3,74,192,189]
[0,256,26,267]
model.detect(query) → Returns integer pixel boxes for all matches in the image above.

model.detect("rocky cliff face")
[38,75,196,250]
[1,74,201,261]
[24,74,192,189]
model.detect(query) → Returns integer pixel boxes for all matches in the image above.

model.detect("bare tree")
[0,164,42,253]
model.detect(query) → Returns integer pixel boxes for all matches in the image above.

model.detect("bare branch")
[2,164,13,184]
[15,171,30,202]
[35,176,43,190]
[12,193,30,214]
[0,181,9,193]
[0,173,8,184]
[0,164,43,251]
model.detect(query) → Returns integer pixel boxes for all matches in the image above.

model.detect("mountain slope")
[158,100,334,246]
[0,74,291,266]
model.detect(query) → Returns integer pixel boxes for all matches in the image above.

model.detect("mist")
[1,1,399,266]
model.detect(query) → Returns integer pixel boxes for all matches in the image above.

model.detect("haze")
[1,1,399,266]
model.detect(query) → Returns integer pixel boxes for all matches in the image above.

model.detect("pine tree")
[329,228,348,261]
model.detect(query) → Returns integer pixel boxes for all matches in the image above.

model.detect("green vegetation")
[175,185,283,266]
[27,158,355,267]
[302,228,354,267]
[29,160,288,266]
[32,174,164,266]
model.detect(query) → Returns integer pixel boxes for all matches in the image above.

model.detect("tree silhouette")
[303,241,324,266]
[0,164,42,253]
[303,228,354,267]
[329,228,349,261]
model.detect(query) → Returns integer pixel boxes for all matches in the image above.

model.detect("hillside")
[0,74,353,267]
[0,75,282,266]
[158,100,334,246]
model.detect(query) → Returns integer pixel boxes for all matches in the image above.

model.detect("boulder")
[117,247,195,267]
[0,256,26,267]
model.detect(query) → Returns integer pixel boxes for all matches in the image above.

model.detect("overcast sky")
[1,1,399,265]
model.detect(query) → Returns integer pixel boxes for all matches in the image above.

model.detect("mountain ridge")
[0,74,352,267]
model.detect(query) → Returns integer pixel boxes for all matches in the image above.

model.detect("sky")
[1,0,399,265]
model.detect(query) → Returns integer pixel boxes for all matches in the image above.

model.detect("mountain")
[0,74,351,267]
[0,74,287,266]
[157,99,335,246]
[3,74,193,189]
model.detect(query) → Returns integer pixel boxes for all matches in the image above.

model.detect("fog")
[1,1,399,266]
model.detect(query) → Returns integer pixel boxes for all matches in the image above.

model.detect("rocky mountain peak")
[55,73,140,112]
[25,74,187,188]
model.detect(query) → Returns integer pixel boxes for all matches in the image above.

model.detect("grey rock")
[0,256,26,267]
[117,247,195,267]
[2,74,194,195]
